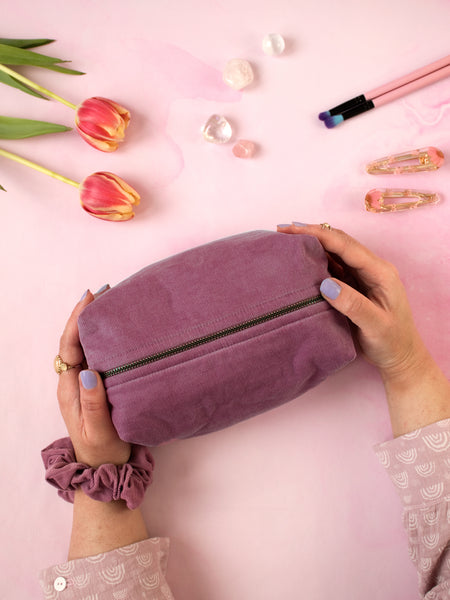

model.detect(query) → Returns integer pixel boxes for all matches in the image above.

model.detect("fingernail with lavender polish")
[80,289,89,301]
[277,224,292,228]
[320,278,341,300]
[80,370,98,390]
[95,284,109,295]
[292,222,308,227]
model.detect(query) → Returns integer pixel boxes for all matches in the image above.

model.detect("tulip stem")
[0,63,78,110]
[0,147,80,187]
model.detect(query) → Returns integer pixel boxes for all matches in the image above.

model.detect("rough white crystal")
[223,58,254,90]
[202,114,232,144]
[262,33,285,56]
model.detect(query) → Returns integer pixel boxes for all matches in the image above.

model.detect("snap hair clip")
[366,146,444,175]
[365,188,440,213]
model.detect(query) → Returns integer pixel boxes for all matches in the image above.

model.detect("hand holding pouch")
[78,231,356,446]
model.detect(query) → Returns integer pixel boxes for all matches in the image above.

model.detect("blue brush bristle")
[324,114,344,128]
[318,111,330,121]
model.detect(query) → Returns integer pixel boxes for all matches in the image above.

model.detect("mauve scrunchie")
[41,437,154,510]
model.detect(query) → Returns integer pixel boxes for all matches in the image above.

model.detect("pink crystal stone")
[223,58,254,90]
[232,139,256,158]
[427,146,445,168]
[365,189,384,212]
[202,114,232,144]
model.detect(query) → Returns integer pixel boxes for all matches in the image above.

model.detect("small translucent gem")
[232,139,256,158]
[223,58,254,90]
[262,33,286,56]
[202,114,232,144]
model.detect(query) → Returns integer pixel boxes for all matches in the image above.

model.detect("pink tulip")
[75,97,130,152]
[79,172,140,221]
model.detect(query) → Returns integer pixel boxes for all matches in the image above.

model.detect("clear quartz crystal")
[223,58,254,90]
[202,114,232,144]
[262,33,285,56]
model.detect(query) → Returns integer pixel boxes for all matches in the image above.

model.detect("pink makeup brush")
[319,54,450,128]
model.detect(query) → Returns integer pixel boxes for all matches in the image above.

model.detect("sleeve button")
[54,576,67,591]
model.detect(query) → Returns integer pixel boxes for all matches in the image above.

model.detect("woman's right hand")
[277,224,430,385]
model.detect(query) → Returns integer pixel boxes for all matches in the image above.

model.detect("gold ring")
[320,223,332,230]
[54,355,82,375]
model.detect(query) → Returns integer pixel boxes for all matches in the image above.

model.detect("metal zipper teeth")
[103,294,324,378]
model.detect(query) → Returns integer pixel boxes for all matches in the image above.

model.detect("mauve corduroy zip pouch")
[78,231,356,446]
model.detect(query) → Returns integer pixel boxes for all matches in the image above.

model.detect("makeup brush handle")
[373,63,450,107]
[367,54,450,100]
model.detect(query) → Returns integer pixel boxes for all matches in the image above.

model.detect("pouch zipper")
[103,293,324,378]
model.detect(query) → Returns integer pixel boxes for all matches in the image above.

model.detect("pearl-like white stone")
[202,114,232,144]
[262,33,285,56]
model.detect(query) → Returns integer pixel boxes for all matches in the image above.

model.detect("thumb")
[79,370,114,438]
[319,277,382,333]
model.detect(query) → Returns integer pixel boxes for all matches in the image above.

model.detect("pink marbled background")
[1,1,449,598]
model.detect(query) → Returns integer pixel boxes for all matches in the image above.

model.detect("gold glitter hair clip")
[366,146,444,175]
[365,188,440,213]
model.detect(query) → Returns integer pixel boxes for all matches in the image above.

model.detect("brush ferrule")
[342,99,375,120]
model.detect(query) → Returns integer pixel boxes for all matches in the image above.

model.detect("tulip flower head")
[75,97,130,152]
[80,172,140,221]
[0,146,141,222]
[0,48,132,152]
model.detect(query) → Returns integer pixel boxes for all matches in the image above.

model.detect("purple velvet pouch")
[78,231,356,446]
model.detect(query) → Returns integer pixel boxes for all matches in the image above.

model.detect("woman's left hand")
[57,290,131,468]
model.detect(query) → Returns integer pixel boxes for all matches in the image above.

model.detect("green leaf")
[0,70,47,98]
[0,43,84,75]
[0,38,55,49]
[40,63,85,75]
[0,116,71,139]
[0,184,6,191]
